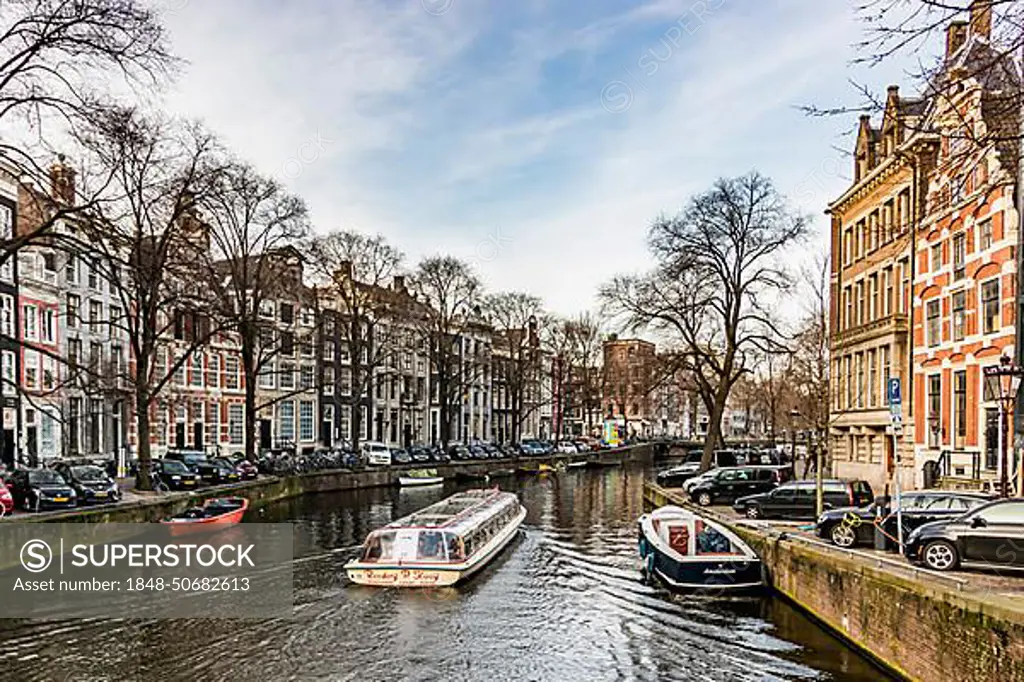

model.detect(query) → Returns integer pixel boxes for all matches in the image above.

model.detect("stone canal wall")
[644,482,1024,682]
[5,444,653,525]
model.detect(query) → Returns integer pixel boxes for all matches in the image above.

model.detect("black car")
[147,459,202,490]
[815,491,992,549]
[656,450,744,487]
[54,463,120,505]
[688,466,780,507]
[7,468,77,511]
[905,498,1024,572]
[734,480,875,520]
[164,449,225,484]
[392,448,412,465]
[208,457,244,484]
[448,444,471,460]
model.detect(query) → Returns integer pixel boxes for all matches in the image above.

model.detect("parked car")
[207,457,244,484]
[54,463,120,504]
[391,448,412,465]
[7,468,77,511]
[688,466,786,507]
[905,498,1024,572]
[361,441,392,466]
[656,450,744,487]
[146,459,202,490]
[163,449,221,481]
[232,458,259,480]
[556,441,577,454]
[0,478,13,514]
[734,479,875,520]
[816,491,993,549]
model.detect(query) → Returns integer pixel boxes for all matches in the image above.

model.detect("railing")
[936,449,982,481]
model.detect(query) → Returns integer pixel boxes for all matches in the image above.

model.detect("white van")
[361,441,392,466]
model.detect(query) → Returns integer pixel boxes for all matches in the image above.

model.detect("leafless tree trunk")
[483,291,543,444]
[410,256,480,450]
[305,230,405,453]
[75,107,225,489]
[201,161,310,461]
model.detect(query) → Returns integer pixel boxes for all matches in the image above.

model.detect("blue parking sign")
[888,378,902,405]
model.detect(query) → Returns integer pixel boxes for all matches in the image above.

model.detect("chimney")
[969,0,992,39]
[49,154,75,205]
[945,20,968,59]
[393,275,405,291]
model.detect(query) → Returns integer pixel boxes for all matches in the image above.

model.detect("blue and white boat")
[637,505,763,592]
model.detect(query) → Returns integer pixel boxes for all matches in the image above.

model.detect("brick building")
[602,337,655,437]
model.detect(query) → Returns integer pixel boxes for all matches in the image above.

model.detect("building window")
[279,302,294,325]
[280,362,295,390]
[954,370,967,445]
[206,401,220,446]
[0,295,13,337]
[339,406,351,440]
[952,291,966,341]
[869,275,878,321]
[65,254,78,284]
[109,306,122,337]
[982,279,1000,334]
[300,365,314,390]
[66,294,79,328]
[22,304,37,341]
[323,340,335,361]
[340,367,351,396]
[979,219,993,250]
[258,362,275,389]
[1,350,14,390]
[190,352,203,387]
[856,281,865,326]
[868,350,877,407]
[323,366,335,391]
[843,287,852,329]
[88,261,100,291]
[952,233,966,280]
[225,356,239,390]
[856,353,864,409]
[299,400,314,442]
[24,350,38,389]
[883,268,893,316]
[931,242,942,272]
[928,374,941,448]
[259,300,274,319]
[300,309,314,327]
[228,404,244,445]
[926,299,941,347]
[278,401,295,443]
[207,354,220,388]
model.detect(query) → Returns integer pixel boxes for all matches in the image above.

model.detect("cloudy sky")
[156,0,918,315]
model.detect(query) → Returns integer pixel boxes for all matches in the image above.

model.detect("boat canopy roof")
[380,489,518,535]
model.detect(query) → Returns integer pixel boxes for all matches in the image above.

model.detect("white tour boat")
[345,488,526,587]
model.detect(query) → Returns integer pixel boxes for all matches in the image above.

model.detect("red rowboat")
[161,497,249,535]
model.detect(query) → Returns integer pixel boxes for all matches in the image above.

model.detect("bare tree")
[410,256,481,449]
[75,107,225,489]
[788,254,832,476]
[0,0,177,262]
[567,312,603,434]
[483,291,543,445]
[305,230,405,452]
[201,161,311,461]
[601,172,808,472]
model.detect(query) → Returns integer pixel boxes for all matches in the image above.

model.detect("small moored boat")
[637,505,762,593]
[161,497,249,535]
[399,468,444,487]
[346,488,526,587]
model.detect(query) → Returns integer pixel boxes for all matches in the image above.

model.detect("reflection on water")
[0,465,893,681]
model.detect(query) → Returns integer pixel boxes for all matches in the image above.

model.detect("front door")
[174,423,186,449]
[0,429,12,469]
[259,419,272,450]
[193,422,203,451]
[25,426,37,463]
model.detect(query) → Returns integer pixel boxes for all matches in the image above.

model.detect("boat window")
[416,531,447,562]
[362,531,397,562]
[445,533,465,561]
[694,521,741,555]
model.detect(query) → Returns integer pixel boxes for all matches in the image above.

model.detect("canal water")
[0,464,892,681]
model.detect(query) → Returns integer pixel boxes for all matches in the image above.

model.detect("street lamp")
[983,355,1024,497]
